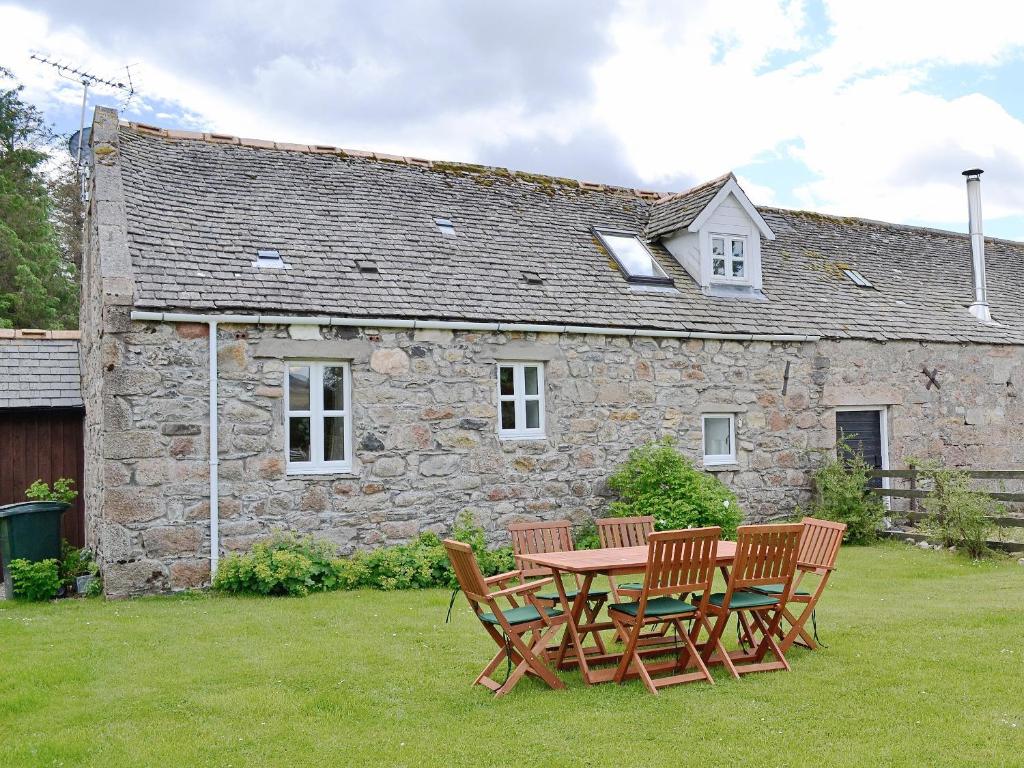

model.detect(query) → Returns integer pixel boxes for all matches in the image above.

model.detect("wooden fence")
[869,467,1024,553]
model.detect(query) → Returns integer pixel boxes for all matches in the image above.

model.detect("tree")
[0,66,79,329]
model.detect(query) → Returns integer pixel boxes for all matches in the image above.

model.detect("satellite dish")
[68,126,92,166]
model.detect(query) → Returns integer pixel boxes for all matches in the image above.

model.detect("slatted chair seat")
[607,596,696,618]
[749,583,811,596]
[706,590,779,609]
[479,605,564,626]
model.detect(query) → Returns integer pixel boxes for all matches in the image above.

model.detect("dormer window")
[711,235,746,281]
[594,228,673,286]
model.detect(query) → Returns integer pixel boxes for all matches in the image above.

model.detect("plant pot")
[76,575,95,595]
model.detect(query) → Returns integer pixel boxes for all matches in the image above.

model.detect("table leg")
[553,570,595,684]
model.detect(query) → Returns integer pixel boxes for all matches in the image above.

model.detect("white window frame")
[496,362,546,440]
[284,361,353,475]
[709,233,748,284]
[702,413,737,466]
[835,406,891,501]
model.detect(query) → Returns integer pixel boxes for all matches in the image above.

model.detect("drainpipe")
[962,169,992,323]
[208,321,220,576]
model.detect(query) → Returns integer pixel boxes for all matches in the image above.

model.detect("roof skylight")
[356,259,380,274]
[522,270,544,285]
[843,268,874,288]
[253,249,287,269]
[594,229,672,285]
[434,217,456,237]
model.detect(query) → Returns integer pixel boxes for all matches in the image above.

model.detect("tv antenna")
[30,53,136,166]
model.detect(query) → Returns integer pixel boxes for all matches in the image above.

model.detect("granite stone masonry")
[86,319,1023,596]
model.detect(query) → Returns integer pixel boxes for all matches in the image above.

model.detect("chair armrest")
[484,570,521,586]
[489,576,554,599]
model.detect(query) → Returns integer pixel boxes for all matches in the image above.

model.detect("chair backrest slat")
[597,515,654,549]
[730,523,803,591]
[508,520,574,579]
[798,517,846,572]
[443,540,488,607]
[642,527,720,597]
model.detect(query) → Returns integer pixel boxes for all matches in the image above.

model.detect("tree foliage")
[0,66,78,329]
[807,439,884,544]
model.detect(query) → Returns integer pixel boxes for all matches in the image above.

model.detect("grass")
[1,543,1022,767]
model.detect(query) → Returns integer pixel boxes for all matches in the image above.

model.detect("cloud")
[7,0,1024,238]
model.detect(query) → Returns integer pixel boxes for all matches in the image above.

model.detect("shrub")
[808,441,884,544]
[606,437,742,538]
[574,519,601,550]
[916,461,996,558]
[25,477,78,504]
[8,558,61,601]
[213,533,346,596]
[340,512,513,590]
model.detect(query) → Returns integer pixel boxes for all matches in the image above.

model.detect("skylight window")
[434,217,456,237]
[594,229,672,285]
[522,270,544,285]
[843,268,874,288]
[253,249,287,269]
[356,259,380,274]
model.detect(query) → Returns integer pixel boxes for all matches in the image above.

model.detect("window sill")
[498,433,548,442]
[286,467,356,477]
[703,462,740,472]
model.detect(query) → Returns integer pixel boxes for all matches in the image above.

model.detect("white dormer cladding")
[658,176,775,295]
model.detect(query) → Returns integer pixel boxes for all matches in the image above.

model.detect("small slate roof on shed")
[115,124,1024,345]
[0,332,83,409]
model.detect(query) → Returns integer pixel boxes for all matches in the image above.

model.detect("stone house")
[81,106,1024,596]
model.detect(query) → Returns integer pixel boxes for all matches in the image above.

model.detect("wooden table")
[520,541,737,685]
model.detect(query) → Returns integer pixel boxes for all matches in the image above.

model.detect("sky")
[4,0,1024,239]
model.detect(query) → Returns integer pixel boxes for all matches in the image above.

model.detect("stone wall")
[87,315,1024,596]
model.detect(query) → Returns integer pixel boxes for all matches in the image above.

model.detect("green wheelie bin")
[0,501,69,598]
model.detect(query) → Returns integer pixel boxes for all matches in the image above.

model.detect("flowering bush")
[606,438,742,538]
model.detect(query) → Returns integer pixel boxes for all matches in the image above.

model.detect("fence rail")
[867,467,1024,524]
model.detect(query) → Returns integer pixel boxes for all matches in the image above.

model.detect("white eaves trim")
[688,178,776,241]
[130,311,818,342]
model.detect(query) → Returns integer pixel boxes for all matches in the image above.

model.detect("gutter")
[133,310,818,576]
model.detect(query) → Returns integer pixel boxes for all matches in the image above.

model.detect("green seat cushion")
[608,596,696,618]
[536,588,609,602]
[706,590,779,610]
[479,605,563,626]
[616,582,643,592]
[750,583,810,597]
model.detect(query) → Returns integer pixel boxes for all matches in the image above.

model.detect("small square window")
[497,362,546,439]
[702,413,736,465]
[434,218,456,237]
[709,234,747,284]
[594,229,673,285]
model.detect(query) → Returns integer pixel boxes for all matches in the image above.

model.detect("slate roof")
[115,124,1024,345]
[645,172,734,240]
[0,334,83,409]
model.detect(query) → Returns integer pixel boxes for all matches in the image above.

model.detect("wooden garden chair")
[699,523,803,678]
[743,517,847,653]
[606,527,721,694]
[596,515,655,601]
[443,539,568,697]
[509,520,609,656]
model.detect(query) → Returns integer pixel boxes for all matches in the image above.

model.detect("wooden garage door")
[0,408,85,547]
[836,409,884,489]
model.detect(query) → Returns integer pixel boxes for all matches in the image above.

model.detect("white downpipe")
[130,311,820,343]
[208,321,220,576]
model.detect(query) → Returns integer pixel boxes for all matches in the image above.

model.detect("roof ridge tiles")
[118,120,669,201]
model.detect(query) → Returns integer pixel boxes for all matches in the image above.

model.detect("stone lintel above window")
[479,342,564,362]
[254,338,372,362]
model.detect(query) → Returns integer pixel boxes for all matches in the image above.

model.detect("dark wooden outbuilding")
[0,331,85,549]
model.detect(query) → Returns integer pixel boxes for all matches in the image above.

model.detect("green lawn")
[1,543,1022,768]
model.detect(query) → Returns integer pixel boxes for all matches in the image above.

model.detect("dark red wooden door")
[0,408,85,547]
